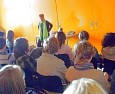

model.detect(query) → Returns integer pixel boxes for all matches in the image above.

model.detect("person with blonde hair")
[37,36,67,80]
[65,41,109,93]
[37,37,67,93]
[63,78,107,94]
[74,30,102,69]
[0,65,26,94]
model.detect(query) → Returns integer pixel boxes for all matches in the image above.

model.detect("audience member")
[66,41,109,93]
[37,37,67,80]
[13,37,37,87]
[55,28,73,61]
[102,32,115,77]
[63,78,107,94]
[6,30,14,53]
[0,37,14,68]
[74,30,102,69]
[0,31,4,37]
[0,65,26,94]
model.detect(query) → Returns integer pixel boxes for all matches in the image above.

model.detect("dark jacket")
[110,70,115,94]
[38,20,53,34]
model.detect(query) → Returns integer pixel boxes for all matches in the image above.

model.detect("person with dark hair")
[0,37,14,68]
[55,28,73,61]
[102,32,115,81]
[37,14,53,47]
[6,30,14,53]
[78,30,89,40]
[54,28,73,67]
[13,37,37,88]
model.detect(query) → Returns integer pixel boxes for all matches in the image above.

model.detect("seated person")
[66,41,109,93]
[74,30,102,69]
[0,65,26,94]
[13,37,37,88]
[0,37,14,68]
[55,53,71,68]
[37,37,67,81]
[63,78,107,94]
[6,30,14,53]
[102,32,115,79]
[55,28,73,62]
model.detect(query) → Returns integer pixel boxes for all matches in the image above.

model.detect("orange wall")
[0,0,115,53]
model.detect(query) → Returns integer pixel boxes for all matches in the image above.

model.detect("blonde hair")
[0,65,26,94]
[63,78,107,94]
[43,37,59,54]
[75,41,95,63]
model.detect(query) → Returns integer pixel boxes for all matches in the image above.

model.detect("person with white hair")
[63,78,107,94]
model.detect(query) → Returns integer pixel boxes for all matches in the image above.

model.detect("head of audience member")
[78,30,89,41]
[43,37,59,54]
[13,37,29,59]
[39,14,45,22]
[63,78,107,94]
[0,37,6,51]
[102,32,115,48]
[0,65,26,94]
[74,41,95,64]
[6,30,14,41]
[55,29,66,48]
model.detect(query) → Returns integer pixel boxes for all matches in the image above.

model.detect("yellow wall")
[0,0,115,53]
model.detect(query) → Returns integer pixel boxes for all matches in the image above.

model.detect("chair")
[37,74,64,93]
[24,69,66,93]
[103,58,115,75]
[55,54,71,68]
[110,70,115,94]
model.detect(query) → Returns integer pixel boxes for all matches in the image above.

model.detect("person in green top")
[37,14,53,47]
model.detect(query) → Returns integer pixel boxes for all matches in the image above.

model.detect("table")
[66,33,78,45]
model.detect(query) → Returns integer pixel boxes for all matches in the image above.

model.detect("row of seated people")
[0,30,115,94]
[0,64,110,94]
